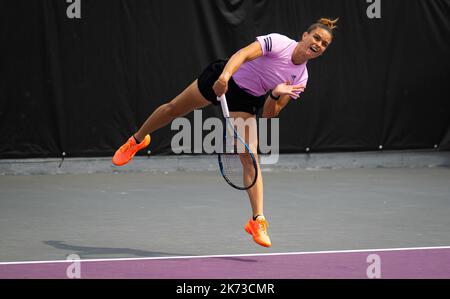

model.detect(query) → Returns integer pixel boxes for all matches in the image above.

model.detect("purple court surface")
[1,247,449,279]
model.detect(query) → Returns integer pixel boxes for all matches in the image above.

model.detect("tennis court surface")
[1,153,449,279]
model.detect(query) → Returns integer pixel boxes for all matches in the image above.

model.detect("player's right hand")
[213,75,228,97]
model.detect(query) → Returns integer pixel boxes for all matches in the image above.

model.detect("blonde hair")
[308,17,339,36]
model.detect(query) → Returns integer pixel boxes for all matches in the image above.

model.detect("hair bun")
[318,18,339,30]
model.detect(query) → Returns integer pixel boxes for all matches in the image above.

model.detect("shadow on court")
[43,240,187,259]
[215,257,259,263]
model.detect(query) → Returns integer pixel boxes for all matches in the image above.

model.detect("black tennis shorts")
[197,59,266,115]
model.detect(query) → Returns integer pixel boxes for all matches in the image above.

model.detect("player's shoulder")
[258,33,296,55]
[263,33,295,44]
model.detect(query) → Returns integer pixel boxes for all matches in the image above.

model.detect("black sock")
[253,215,262,221]
[133,135,141,144]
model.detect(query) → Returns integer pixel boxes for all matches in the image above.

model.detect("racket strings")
[218,116,258,190]
[221,153,256,189]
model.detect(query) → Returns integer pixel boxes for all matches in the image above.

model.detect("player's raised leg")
[112,80,210,166]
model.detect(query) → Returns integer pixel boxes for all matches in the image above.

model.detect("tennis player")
[112,18,338,247]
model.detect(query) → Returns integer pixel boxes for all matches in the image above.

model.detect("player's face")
[301,28,332,60]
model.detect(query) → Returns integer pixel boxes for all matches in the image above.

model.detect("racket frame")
[217,95,258,190]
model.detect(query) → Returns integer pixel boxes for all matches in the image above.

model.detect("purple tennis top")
[232,33,308,97]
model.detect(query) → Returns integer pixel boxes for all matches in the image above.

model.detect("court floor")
[0,165,449,278]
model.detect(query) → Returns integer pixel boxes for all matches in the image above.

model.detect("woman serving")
[112,18,338,248]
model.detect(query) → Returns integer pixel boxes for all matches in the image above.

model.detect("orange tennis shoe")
[112,134,151,166]
[245,216,272,248]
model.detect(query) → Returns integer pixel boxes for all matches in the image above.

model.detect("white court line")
[1,245,450,266]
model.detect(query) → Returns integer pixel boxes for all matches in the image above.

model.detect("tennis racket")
[217,94,258,190]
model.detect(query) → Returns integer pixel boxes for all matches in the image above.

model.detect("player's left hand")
[273,82,305,99]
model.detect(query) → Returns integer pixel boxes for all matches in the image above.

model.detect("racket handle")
[217,95,230,118]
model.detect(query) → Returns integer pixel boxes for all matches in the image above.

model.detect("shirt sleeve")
[256,33,292,57]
